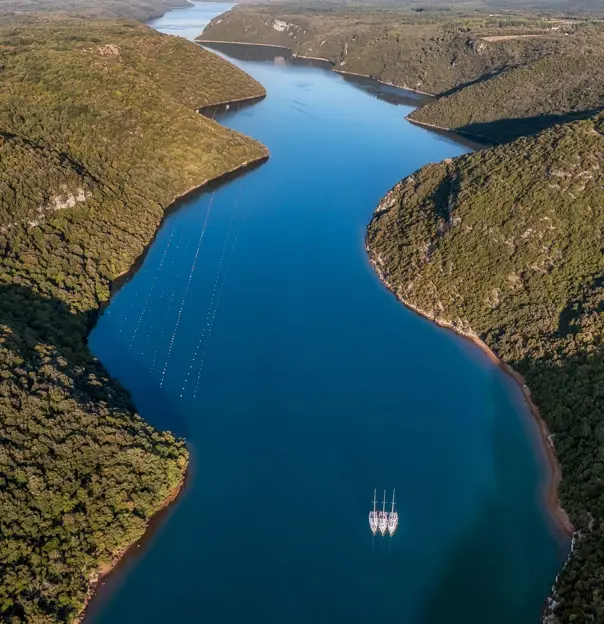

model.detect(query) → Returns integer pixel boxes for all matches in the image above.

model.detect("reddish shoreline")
[76,465,190,623]
[82,99,269,621]
[366,251,574,539]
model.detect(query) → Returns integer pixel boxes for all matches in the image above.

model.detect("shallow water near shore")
[87,5,568,623]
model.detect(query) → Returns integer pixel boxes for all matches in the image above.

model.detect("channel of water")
[87,5,568,622]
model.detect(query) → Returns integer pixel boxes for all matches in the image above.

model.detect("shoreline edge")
[365,248,574,540]
[81,102,269,618]
[76,463,189,623]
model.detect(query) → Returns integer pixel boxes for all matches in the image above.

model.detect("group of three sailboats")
[369,489,398,536]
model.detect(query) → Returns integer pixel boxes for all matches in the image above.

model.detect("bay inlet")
[87,4,568,622]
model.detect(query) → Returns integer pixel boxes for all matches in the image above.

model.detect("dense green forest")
[201,5,604,142]
[0,17,267,623]
[366,113,604,623]
[408,26,604,142]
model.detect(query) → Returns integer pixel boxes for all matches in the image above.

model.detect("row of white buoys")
[139,227,181,359]
[369,489,398,536]
[194,229,238,390]
[160,196,214,388]
[184,200,238,398]
[128,228,176,353]
[192,203,240,398]
[150,230,185,374]
[116,192,241,398]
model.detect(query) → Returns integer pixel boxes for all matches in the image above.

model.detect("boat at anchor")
[369,489,398,536]
[369,489,379,535]
[378,489,388,536]
[388,489,399,536]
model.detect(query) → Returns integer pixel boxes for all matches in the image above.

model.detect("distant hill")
[201,6,604,141]
[0,17,266,623]
[409,46,604,142]
[0,0,190,21]
[200,6,574,93]
[232,0,604,12]
[367,113,604,624]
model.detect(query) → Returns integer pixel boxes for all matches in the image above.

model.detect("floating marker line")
[192,221,240,399]
[127,227,176,353]
[159,196,214,388]
[141,234,182,361]
[150,229,185,373]
[184,200,239,398]
[117,293,137,338]
[139,228,181,358]
[183,200,239,398]
[115,263,148,338]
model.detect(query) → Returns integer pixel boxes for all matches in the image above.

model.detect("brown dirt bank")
[199,38,332,65]
[196,92,266,111]
[366,249,574,540]
[198,38,292,50]
[77,463,190,623]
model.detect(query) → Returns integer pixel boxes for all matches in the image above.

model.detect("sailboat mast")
[382,489,386,514]
[373,488,377,513]
[391,488,396,513]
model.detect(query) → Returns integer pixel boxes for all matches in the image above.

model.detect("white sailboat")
[378,489,388,536]
[388,489,399,536]
[369,489,379,535]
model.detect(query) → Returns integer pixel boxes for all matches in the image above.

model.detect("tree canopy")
[0,17,266,623]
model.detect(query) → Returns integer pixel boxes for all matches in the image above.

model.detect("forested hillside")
[201,6,604,142]
[366,114,604,623]
[0,0,190,21]
[409,32,604,142]
[0,18,267,623]
[201,6,573,94]
[233,0,604,11]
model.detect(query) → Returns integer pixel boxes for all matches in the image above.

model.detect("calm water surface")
[88,5,568,623]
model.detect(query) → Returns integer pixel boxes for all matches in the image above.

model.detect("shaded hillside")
[0,18,266,623]
[0,0,190,21]
[409,44,604,142]
[366,115,604,623]
[200,6,577,94]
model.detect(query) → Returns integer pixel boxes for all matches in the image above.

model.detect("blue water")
[147,2,237,41]
[87,5,567,623]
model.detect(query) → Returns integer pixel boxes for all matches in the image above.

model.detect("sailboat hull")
[388,512,398,536]
[369,511,379,535]
[378,511,388,536]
